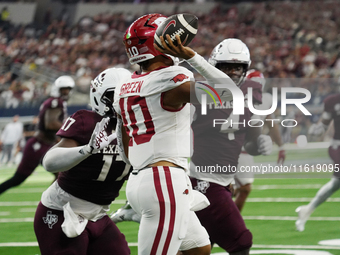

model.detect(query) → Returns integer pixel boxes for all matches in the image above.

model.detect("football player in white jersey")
[113,13,238,255]
[234,69,286,212]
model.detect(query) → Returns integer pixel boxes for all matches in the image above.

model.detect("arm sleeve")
[186,53,237,102]
[116,117,130,165]
[42,145,91,173]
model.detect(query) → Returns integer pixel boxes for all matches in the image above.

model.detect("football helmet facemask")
[208,38,251,86]
[90,68,131,118]
[50,75,75,100]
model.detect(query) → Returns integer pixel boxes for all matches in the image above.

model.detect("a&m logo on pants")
[43,211,58,229]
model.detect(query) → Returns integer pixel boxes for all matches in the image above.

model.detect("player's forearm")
[42,146,91,173]
[268,123,283,147]
[116,117,130,164]
[186,53,236,98]
[45,120,63,132]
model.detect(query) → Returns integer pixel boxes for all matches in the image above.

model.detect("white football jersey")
[114,66,193,170]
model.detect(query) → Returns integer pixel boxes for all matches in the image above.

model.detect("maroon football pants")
[190,177,252,253]
[34,202,130,255]
[329,145,340,178]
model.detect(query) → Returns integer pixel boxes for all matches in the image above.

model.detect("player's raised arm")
[155,34,237,104]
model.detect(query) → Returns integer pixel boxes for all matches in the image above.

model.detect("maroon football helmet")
[123,14,170,65]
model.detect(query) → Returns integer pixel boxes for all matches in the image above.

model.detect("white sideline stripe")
[0,242,136,247]
[252,184,323,190]
[252,244,340,250]
[284,142,329,150]
[8,188,46,193]
[0,201,39,206]
[1,243,340,250]
[0,199,126,207]
[2,216,340,223]
[247,197,340,202]
[177,14,197,34]
[19,208,37,212]
[0,212,10,216]
[0,242,38,247]
[244,216,340,221]
[0,218,34,223]
[2,197,340,206]
[5,187,127,194]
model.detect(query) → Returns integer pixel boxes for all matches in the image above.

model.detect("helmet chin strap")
[236,70,247,86]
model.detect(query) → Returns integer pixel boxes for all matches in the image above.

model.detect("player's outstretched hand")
[308,122,326,137]
[257,134,273,156]
[84,117,116,154]
[154,34,195,60]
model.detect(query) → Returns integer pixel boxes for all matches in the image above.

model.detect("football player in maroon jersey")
[296,92,340,231]
[187,38,272,255]
[0,76,74,195]
[234,69,286,212]
[34,68,131,255]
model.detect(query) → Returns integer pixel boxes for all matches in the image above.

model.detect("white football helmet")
[90,67,131,117]
[208,38,251,86]
[50,75,75,99]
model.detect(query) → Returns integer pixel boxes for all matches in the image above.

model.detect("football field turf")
[0,146,340,255]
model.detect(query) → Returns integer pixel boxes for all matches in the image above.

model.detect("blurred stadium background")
[0,0,340,254]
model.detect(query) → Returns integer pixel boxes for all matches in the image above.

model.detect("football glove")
[83,117,116,154]
[257,134,272,156]
[308,122,328,137]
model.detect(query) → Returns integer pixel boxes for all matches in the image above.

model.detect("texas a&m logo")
[194,180,210,194]
[171,74,189,83]
[43,211,58,229]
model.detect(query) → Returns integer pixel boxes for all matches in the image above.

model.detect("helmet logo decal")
[144,18,156,28]
[92,73,106,88]
[126,33,131,39]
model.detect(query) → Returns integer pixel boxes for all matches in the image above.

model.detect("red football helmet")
[124,14,170,65]
[246,69,266,90]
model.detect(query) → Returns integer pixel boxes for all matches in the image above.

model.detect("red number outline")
[120,96,155,145]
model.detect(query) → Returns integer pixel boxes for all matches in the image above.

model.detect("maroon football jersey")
[191,80,262,173]
[38,97,66,132]
[324,93,340,140]
[56,110,130,205]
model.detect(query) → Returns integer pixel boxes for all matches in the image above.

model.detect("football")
[154,13,198,49]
